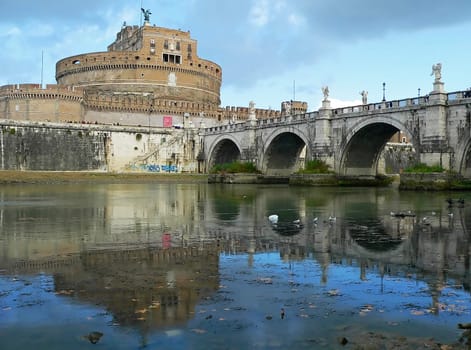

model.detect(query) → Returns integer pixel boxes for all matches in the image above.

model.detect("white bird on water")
[268,214,279,224]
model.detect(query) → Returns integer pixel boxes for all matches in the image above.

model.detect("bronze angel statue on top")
[141,8,152,22]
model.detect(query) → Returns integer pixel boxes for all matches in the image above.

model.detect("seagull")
[328,216,336,222]
[313,217,318,223]
[293,219,301,224]
[268,214,279,224]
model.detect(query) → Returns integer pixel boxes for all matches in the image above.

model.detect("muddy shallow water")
[1,183,471,349]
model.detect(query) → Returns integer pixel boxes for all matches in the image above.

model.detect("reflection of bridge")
[203,81,471,176]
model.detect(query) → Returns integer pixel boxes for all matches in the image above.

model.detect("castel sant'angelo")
[0,10,306,129]
[0,9,309,174]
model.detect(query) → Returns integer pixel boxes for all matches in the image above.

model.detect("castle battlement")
[0,84,84,101]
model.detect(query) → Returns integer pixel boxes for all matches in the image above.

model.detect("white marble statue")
[360,90,368,104]
[322,86,329,101]
[249,101,255,113]
[431,63,442,82]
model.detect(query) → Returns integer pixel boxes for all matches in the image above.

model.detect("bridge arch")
[261,126,311,176]
[338,116,415,176]
[455,136,471,177]
[206,135,242,170]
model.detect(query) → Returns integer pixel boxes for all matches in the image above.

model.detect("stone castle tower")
[0,16,287,127]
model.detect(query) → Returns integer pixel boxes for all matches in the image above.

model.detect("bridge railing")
[203,89,471,134]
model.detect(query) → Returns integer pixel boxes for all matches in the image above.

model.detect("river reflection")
[1,183,471,349]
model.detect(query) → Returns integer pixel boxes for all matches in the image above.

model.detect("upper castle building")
[0,14,295,128]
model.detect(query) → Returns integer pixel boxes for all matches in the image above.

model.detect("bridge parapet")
[204,111,319,135]
[202,88,471,176]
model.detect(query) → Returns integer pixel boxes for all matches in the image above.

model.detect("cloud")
[186,0,471,89]
[2,0,471,104]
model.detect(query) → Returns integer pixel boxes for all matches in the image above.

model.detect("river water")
[1,183,471,349]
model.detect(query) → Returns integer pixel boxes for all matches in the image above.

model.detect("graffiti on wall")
[127,164,178,172]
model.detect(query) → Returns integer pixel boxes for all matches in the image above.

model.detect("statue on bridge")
[431,63,442,82]
[360,90,368,104]
[322,86,330,101]
[141,8,152,23]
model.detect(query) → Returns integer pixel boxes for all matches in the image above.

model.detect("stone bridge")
[202,81,471,177]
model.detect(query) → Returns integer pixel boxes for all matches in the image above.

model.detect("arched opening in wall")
[209,139,241,171]
[72,60,81,65]
[341,122,416,176]
[264,132,306,176]
[460,141,471,178]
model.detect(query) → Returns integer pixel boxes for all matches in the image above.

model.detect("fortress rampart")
[0,84,84,122]
[0,15,289,173]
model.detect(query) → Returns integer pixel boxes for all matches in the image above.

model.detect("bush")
[403,163,444,173]
[210,161,260,174]
[298,159,333,174]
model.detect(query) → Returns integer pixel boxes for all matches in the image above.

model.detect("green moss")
[404,163,444,173]
[297,159,334,174]
[210,161,260,174]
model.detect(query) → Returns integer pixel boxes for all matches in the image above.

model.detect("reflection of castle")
[53,245,219,332]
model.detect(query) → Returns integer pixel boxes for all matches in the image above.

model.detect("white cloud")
[0,26,21,37]
[329,98,362,109]
[249,0,270,27]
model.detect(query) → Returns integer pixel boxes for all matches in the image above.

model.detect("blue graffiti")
[161,165,178,172]
[129,164,178,173]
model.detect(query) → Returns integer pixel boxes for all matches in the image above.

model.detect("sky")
[1,0,471,111]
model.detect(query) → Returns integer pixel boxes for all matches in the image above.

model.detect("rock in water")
[85,331,104,344]
[458,323,471,329]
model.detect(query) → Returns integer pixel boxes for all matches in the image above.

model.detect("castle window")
[176,41,180,51]
[187,44,192,52]
[163,54,181,64]
[72,60,81,65]
[164,40,169,49]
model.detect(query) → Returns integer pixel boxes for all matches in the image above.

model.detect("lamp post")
[418,88,421,97]
[382,82,386,102]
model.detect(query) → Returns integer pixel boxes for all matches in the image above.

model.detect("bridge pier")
[419,89,451,170]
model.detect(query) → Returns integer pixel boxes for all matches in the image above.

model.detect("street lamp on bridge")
[382,82,386,102]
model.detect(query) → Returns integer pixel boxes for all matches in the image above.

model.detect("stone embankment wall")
[399,172,471,190]
[0,120,200,173]
[0,123,107,171]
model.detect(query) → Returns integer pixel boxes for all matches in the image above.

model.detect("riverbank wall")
[0,119,201,173]
[399,173,471,190]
